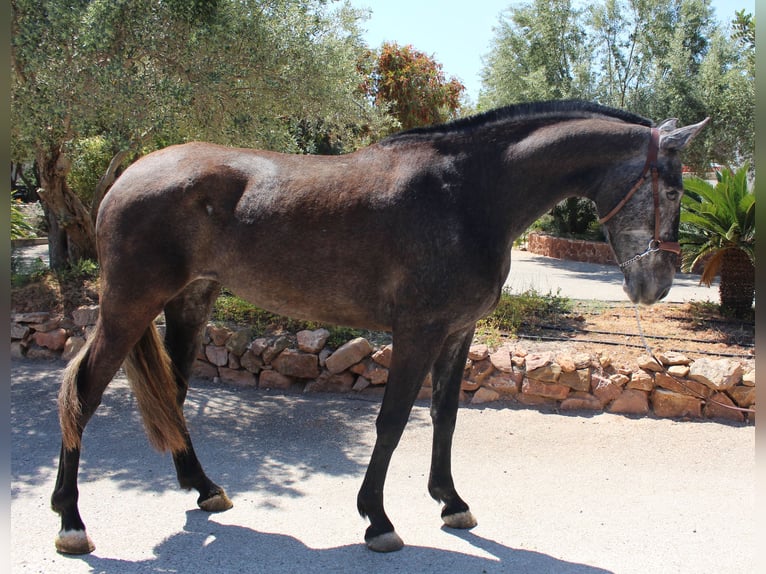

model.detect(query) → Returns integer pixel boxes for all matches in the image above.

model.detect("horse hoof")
[198,490,233,512]
[443,510,478,529]
[55,529,95,554]
[365,531,404,553]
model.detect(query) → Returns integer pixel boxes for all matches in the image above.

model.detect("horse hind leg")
[162,280,232,512]
[53,313,166,554]
[428,326,478,530]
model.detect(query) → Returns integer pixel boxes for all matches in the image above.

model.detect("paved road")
[504,249,717,303]
[11,360,754,573]
[13,242,718,303]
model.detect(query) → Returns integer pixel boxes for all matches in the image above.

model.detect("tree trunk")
[90,148,130,226]
[36,147,97,270]
[718,248,755,318]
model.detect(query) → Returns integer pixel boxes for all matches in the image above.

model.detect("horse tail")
[123,322,188,453]
[58,321,187,454]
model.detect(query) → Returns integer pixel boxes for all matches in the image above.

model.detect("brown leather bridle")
[599,128,681,269]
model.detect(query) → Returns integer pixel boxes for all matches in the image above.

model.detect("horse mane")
[381,99,653,143]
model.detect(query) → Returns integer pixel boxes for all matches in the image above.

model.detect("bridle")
[598,128,681,269]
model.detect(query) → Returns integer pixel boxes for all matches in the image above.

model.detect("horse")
[51,100,707,555]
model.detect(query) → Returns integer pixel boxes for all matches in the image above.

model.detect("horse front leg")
[357,326,447,552]
[428,326,478,529]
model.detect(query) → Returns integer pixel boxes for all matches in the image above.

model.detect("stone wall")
[11,306,755,425]
[527,232,616,265]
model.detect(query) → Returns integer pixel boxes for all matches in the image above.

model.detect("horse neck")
[473,119,650,239]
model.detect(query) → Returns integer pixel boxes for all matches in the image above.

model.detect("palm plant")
[680,164,755,318]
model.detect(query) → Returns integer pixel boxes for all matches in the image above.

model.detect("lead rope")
[633,305,754,415]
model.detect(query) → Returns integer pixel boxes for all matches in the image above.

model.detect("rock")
[561,392,602,411]
[516,393,558,408]
[526,362,561,384]
[741,369,755,387]
[654,372,711,398]
[609,373,630,387]
[468,358,494,384]
[667,365,690,378]
[627,370,655,391]
[25,345,60,360]
[482,373,520,396]
[353,376,371,392]
[522,378,569,401]
[703,392,745,423]
[489,347,515,373]
[688,358,743,391]
[728,386,755,408]
[572,353,593,370]
[72,305,99,327]
[559,369,591,392]
[325,337,373,374]
[468,344,489,361]
[208,325,232,346]
[591,376,622,405]
[651,388,702,418]
[263,336,292,364]
[225,329,252,356]
[461,379,480,392]
[608,389,649,415]
[10,342,25,360]
[525,352,552,372]
[205,345,229,367]
[271,349,320,379]
[249,338,270,357]
[31,316,62,333]
[218,367,257,388]
[62,336,86,361]
[192,359,219,380]
[259,369,294,390]
[32,328,68,351]
[637,355,663,372]
[556,355,576,373]
[471,387,500,405]
[305,371,355,393]
[656,351,691,366]
[372,345,393,368]
[240,349,264,373]
[297,328,330,353]
[13,312,50,324]
[11,323,30,340]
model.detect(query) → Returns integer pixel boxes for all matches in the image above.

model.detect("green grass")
[212,287,573,349]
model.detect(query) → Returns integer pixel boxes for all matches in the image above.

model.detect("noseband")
[599,128,681,269]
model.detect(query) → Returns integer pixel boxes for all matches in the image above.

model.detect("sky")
[347,0,756,104]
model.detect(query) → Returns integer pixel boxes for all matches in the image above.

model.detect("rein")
[632,305,755,415]
[599,128,681,269]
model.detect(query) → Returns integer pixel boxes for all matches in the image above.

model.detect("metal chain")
[618,240,661,269]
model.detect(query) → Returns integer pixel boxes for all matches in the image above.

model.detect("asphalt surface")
[11,360,754,574]
[13,242,718,303]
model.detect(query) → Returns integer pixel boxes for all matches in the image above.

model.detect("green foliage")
[57,258,100,283]
[67,136,114,205]
[478,288,572,336]
[681,164,754,317]
[478,0,754,171]
[10,194,36,239]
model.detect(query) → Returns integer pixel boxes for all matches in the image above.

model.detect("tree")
[479,0,592,108]
[359,42,465,131]
[680,165,754,318]
[12,0,382,269]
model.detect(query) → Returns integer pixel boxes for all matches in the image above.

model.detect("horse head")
[599,117,709,305]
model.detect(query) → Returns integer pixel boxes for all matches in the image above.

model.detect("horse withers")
[51,100,707,555]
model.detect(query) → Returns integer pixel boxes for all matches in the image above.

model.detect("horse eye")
[666,189,680,200]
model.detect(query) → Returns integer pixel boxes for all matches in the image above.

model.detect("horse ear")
[657,118,678,132]
[659,117,710,151]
